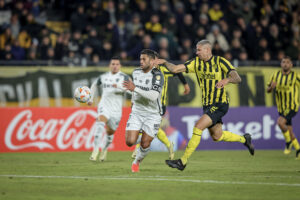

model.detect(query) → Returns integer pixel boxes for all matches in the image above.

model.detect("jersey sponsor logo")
[276,85,292,91]
[103,83,115,88]
[136,85,150,91]
[199,72,216,80]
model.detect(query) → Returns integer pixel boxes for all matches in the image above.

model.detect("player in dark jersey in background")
[267,56,300,160]
[156,40,255,171]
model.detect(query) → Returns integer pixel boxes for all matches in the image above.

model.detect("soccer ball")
[74,86,91,103]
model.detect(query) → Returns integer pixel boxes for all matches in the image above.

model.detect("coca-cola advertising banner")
[0,107,133,152]
[1,107,299,152]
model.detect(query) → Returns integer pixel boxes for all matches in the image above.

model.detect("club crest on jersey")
[116,78,119,82]
[146,79,150,84]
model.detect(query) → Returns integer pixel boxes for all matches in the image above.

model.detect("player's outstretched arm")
[156,59,186,73]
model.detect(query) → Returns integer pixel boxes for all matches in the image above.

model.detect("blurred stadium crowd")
[0,0,299,66]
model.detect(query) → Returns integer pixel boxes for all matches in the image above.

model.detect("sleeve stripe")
[185,64,189,73]
[221,57,233,66]
[220,58,232,71]
[184,58,195,73]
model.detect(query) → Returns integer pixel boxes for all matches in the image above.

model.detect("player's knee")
[126,139,134,147]
[125,136,135,147]
[140,141,150,149]
[277,118,285,126]
[277,118,281,125]
[211,134,221,142]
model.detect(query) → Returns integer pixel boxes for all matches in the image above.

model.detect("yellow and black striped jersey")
[184,56,235,106]
[268,70,300,114]
[157,64,186,107]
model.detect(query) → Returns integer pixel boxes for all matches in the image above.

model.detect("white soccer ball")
[74,86,91,103]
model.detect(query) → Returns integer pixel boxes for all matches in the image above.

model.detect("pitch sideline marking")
[0,174,300,187]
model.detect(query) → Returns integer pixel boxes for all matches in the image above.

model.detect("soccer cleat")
[243,133,255,155]
[89,149,99,161]
[168,142,175,160]
[165,159,186,171]
[284,141,292,155]
[131,162,140,172]
[131,148,137,159]
[296,150,300,160]
[99,149,107,162]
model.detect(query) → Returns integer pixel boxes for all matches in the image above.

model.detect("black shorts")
[279,110,297,125]
[203,103,229,128]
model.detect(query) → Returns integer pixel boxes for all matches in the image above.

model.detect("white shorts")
[126,112,162,138]
[97,105,121,131]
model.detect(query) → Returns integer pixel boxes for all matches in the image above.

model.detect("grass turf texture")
[0,150,299,200]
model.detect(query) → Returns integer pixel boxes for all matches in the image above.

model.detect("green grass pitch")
[0,150,299,200]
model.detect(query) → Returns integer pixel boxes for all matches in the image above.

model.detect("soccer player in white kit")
[88,57,130,161]
[123,49,164,172]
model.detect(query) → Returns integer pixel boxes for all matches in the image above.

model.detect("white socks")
[133,146,150,164]
[135,134,142,145]
[103,134,114,150]
[93,121,105,151]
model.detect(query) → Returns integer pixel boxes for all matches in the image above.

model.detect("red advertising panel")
[0,108,133,152]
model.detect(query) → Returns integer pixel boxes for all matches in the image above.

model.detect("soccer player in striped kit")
[156,40,255,171]
[267,56,300,159]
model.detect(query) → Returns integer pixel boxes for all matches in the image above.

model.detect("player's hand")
[123,80,136,91]
[155,58,167,65]
[270,81,277,89]
[87,101,93,106]
[216,78,229,89]
[112,84,117,88]
[183,84,190,95]
[267,81,277,93]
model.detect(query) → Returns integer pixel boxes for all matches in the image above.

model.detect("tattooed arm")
[216,70,242,89]
[156,59,186,73]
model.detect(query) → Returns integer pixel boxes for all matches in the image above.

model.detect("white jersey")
[131,67,164,115]
[91,71,129,116]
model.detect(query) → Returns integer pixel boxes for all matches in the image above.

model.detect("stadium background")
[0,0,299,153]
